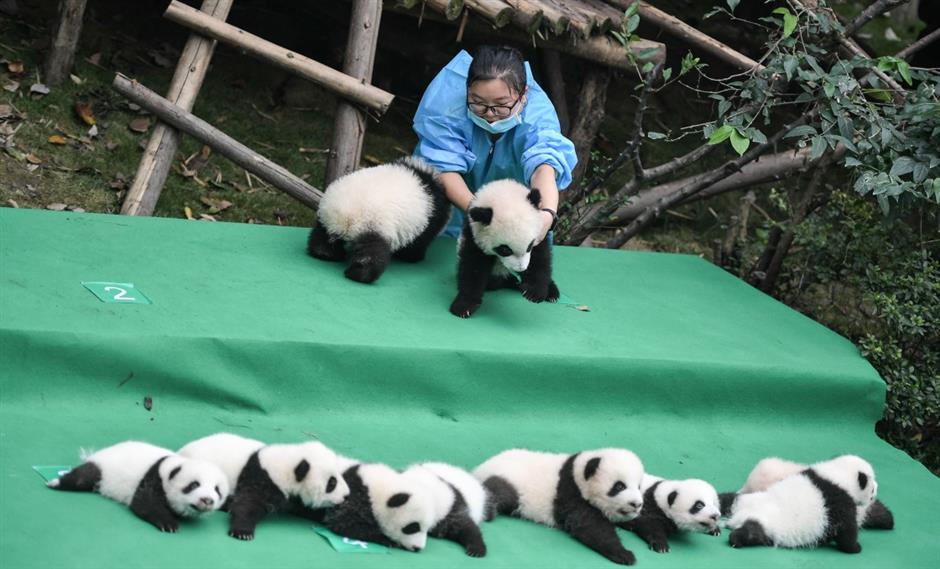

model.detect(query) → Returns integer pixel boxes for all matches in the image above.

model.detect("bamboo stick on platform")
[113,74,323,209]
[122,0,234,217]
[163,0,394,114]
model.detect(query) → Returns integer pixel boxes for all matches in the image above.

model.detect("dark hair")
[467,46,527,95]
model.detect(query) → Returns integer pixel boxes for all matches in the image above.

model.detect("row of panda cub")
[48,435,893,565]
[306,157,560,318]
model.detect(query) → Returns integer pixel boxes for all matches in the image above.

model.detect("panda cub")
[308,457,436,553]
[48,441,229,532]
[724,455,878,553]
[618,474,721,553]
[401,462,488,557]
[178,432,350,540]
[450,179,559,318]
[307,156,450,284]
[473,448,644,566]
[732,456,894,530]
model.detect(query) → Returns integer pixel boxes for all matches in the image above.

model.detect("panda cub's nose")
[629,500,642,509]
[710,513,720,522]
[199,496,215,509]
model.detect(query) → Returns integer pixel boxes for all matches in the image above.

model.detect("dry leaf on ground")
[48,134,68,145]
[128,117,151,133]
[75,102,96,126]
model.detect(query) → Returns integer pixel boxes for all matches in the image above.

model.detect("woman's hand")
[531,164,560,245]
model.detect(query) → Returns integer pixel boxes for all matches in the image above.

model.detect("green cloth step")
[0,208,937,568]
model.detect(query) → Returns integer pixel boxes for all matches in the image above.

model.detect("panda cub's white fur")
[318,158,439,252]
[619,474,721,553]
[48,441,229,532]
[466,180,544,273]
[179,432,350,540]
[359,462,435,551]
[725,455,877,552]
[401,462,488,556]
[474,448,644,565]
[738,456,893,529]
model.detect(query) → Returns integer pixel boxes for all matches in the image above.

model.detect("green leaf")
[638,47,660,59]
[730,129,750,156]
[823,81,835,98]
[707,125,735,145]
[623,1,639,19]
[642,61,654,73]
[889,157,916,177]
[661,67,672,82]
[727,0,740,12]
[897,61,912,85]
[647,131,667,140]
[718,99,732,117]
[773,8,798,38]
[783,56,799,81]
[626,14,640,35]
[810,136,827,159]
[610,31,626,46]
[783,125,818,139]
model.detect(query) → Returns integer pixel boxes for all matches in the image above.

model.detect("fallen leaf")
[7,61,23,74]
[198,213,217,221]
[68,206,85,213]
[363,154,381,165]
[6,199,18,208]
[26,163,39,172]
[3,146,25,161]
[575,305,591,312]
[128,117,151,133]
[48,134,68,145]
[105,140,118,151]
[46,203,68,211]
[25,153,41,164]
[199,196,232,213]
[75,101,96,126]
[0,103,13,118]
[183,206,193,220]
[2,80,19,93]
[127,102,141,112]
[87,52,102,66]
[87,125,98,138]
[29,83,50,96]
[69,73,83,85]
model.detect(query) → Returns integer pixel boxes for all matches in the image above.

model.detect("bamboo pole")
[163,0,394,114]
[325,0,383,185]
[44,0,88,87]
[122,0,234,217]
[113,74,323,209]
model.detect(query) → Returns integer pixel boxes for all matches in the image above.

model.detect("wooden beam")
[122,0,234,217]
[466,0,514,28]
[164,0,394,114]
[44,0,88,87]
[607,0,763,72]
[113,74,323,209]
[325,0,383,185]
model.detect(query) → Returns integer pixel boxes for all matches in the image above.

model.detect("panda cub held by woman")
[618,474,722,553]
[308,458,487,556]
[450,179,559,318]
[47,441,229,532]
[473,448,644,565]
[178,432,350,541]
[727,455,894,530]
[307,156,450,284]
[723,455,880,553]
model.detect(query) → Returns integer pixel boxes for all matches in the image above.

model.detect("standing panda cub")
[178,432,350,541]
[474,448,644,565]
[618,474,721,553]
[48,441,229,533]
[730,456,894,530]
[307,156,450,284]
[401,462,488,557]
[308,457,437,553]
[451,179,559,318]
[724,455,879,553]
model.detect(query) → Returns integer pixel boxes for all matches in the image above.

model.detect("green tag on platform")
[313,525,390,554]
[82,282,151,304]
[33,465,73,482]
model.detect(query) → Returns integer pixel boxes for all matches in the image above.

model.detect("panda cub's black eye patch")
[215,486,222,499]
[182,481,200,494]
[326,476,337,493]
[526,240,534,253]
[402,522,421,535]
[494,245,513,257]
[690,500,705,514]
[608,481,627,497]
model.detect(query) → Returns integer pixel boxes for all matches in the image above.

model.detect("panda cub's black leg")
[344,231,392,284]
[307,223,346,262]
[862,500,894,530]
[393,232,435,263]
[718,492,737,517]
[620,518,672,553]
[481,476,519,520]
[48,462,101,492]
[451,225,496,318]
[728,520,772,548]
[833,522,862,554]
[130,459,180,533]
[520,239,559,303]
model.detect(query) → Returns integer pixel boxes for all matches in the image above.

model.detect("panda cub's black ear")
[469,207,493,225]
[527,188,542,208]
[858,471,868,490]
[584,457,601,480]
[294,459,310,482]
[668,490,678,507]
[387,493,410,508]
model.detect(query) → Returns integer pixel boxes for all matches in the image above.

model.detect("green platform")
[0,208,937,569]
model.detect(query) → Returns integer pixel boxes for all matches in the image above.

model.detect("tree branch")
[605,113,815,249]
[843,0,910,39]
[896,27,940,60]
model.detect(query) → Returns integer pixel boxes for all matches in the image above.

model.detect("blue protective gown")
[413,50,578,237]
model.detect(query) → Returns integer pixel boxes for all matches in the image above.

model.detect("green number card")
[313,525,390,554]
[82,282,151,304]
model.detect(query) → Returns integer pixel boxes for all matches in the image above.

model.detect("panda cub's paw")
[228,528,255,541]
[606,549,637,566]
[546,280,560,303]
[450,297,480,318]
[344,262,382,284]
[157,519,180,533]
[520,283,549,303]
[649,539,670,553]
[464,543,487,557]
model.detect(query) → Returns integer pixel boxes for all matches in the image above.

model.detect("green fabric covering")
[0,208,937,569]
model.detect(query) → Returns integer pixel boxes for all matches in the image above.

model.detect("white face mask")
[467,107,523,134]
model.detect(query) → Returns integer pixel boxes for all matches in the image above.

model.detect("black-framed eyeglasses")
[467,94,522,119]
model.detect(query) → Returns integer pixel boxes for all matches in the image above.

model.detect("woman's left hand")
[535,209,554,245]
